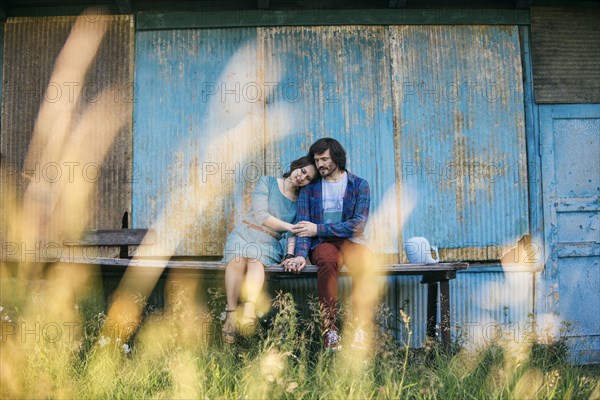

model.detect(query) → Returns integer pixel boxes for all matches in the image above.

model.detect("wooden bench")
[61,228,468,349]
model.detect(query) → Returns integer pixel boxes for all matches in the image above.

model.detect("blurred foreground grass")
[1,275,598,400]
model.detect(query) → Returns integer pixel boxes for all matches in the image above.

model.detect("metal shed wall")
[133,25,528,261]
[132,28,265,256]
[390,25,529,261]
[262,26,398,257]
[133,26,399,258]
[0,16,134,250]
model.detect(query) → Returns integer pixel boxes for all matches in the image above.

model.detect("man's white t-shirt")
[322,172,348,224]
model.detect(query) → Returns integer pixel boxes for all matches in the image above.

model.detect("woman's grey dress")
[222,176,296,266]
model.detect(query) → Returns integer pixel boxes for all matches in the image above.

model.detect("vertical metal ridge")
[133,28,261,256]
[1,16,134,256]
[263,26,398,256]
[391,25,528,261]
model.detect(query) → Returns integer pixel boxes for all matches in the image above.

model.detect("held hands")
[282,256,306,274]
[291,221,317,237]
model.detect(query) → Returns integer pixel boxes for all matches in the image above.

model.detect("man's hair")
[308,138,346,171]
[283,156,313,178]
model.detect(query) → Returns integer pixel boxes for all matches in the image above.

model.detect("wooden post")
[426,281,438,342]
[440,279,451,349]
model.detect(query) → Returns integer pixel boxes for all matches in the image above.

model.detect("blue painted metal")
[133,26,399,256]
[130,25,575,354]
[271,271,534,348]
[390,25,529,261]
[133,25,530,261]
[540,104,600,364]
[133,28,263,256]
[452,269,534,347]
[263,26,398,256]
[520,26,544,266]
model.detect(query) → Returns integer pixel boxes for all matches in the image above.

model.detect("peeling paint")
[391,25,528,260]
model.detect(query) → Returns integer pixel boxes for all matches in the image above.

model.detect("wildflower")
[0,306,3,312]
[285,382,298,393]
[257,312,264,318]
[98,336,111,347]
[220,311,227,321]
[3,315,8,321]
[122,344,131,354]
[74,304,79,310]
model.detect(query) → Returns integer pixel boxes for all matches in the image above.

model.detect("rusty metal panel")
[132,28,264,256]
[1,16,134,255]
[530,7,600,104]
[263,26,399,258]
[390,25,529,261]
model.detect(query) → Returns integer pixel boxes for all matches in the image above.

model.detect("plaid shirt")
[293,171,370,259]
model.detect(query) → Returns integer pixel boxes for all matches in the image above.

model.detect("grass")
[1,280,599,400]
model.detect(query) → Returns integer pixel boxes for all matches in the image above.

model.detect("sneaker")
[324,329,342,351]
[350,328,367,351]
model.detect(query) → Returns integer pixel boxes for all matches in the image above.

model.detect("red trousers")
[310,239,372,327]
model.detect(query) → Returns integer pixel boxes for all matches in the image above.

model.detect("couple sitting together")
[222,138,373,351]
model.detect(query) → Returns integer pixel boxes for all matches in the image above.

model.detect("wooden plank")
[66,229,155,246]
[136,9,530,30]
[56,256,468,274]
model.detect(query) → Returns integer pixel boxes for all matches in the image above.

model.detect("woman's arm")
[261,216,294,233]
[252,177,295,233]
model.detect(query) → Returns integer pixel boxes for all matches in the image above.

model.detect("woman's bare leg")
[242,259,265,321]
[223,258,247,341]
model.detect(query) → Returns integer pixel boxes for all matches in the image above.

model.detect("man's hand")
[282,256,306,274]
[282,258,296,272]
[292,221,317,237]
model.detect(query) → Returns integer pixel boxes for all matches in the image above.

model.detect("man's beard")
[319,165,337,178]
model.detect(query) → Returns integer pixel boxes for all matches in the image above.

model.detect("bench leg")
[426,282,438,343]
[440,279,451,349]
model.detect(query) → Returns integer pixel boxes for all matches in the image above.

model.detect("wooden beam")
[54,256,468,275]
[116,0,133,14]
[389,0,407,8]
[137,9,531,30]
[515,0,534,8]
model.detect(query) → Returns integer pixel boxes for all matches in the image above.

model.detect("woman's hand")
[285,222,296,233]
[282,256,306,274]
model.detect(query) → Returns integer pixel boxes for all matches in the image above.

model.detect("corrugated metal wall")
[530,7,600,104]
[133,25,527,261]
[390,25,529,261]
[1,16,134,249]
[262,26,398,257]
[133,28,264,256]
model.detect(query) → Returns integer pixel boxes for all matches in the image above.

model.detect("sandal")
[222,309,237,344]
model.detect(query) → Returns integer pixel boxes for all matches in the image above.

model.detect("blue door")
[540,104,600,364]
